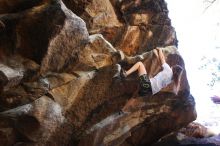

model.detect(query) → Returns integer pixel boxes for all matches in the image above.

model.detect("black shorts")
[138,74,152,96]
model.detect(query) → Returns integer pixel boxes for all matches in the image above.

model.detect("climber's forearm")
[157,47,166,65]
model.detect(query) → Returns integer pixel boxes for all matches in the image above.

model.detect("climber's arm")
[156,47,166,66]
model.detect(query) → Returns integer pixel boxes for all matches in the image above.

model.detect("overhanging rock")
[0,0,196,145]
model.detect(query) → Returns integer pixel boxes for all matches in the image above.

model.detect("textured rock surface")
[152,122,220,146]
[152,134,220,146]
[0,0,89,75]
[179,122,217,138]
[0,0,196,146]
[63,0,177,55]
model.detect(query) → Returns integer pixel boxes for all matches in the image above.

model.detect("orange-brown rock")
[79,34,125,69]
[63,0,177,55]
[0,0,196,146]
[116,26,141,55]
[78,93,196,146]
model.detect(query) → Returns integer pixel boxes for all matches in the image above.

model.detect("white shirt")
[150,63,173,94]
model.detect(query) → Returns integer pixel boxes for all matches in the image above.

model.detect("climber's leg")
[125,62,152,96]
[125,61,147,76]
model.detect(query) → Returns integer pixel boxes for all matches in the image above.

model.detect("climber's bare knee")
[137,61,147,76]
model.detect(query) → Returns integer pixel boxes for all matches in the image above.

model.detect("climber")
[120,47,183,96]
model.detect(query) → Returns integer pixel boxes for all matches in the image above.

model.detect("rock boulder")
[0,0,196,146]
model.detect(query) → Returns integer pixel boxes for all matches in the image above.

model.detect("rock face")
[63,0,177,55]
[0,0,89,75]
[0,0,196,146]
[152,122,220,146]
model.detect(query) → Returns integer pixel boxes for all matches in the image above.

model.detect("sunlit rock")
[62,0,177,55]
[63,0,122,33]
[79,34,125,69]
[116,26,141,55]
[0,0,196,146]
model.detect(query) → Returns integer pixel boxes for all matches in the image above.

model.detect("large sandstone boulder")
[63,0,177,55]
[0,0,89,75]
[0,0,196,146]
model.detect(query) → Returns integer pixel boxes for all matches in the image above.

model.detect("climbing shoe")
[120,68,127,79]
